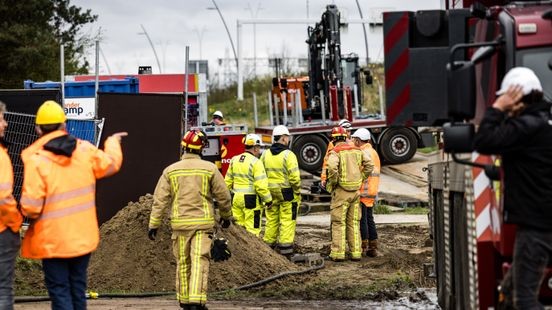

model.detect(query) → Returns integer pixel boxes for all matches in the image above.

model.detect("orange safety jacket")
[359,143,381,207]
[320,139,353,183]
[20,130,123,259]
[0,143,22,233]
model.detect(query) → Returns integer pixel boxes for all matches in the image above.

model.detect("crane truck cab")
[425,1,552,309]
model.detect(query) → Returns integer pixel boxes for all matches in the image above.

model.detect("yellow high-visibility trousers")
[329,187,362,260]
[263,194,298,255]
[172,230,212,305]
[232,193,264,236]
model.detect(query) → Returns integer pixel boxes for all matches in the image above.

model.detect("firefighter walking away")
[149,129,232,310]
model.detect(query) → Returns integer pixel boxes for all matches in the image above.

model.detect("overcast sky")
[72,0,443,79]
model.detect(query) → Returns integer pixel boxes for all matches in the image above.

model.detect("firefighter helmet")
[331,126,348,138]
[243,133,262,147]
[181,129,207,150]
[351,128,371,141]
[35,100,66,125]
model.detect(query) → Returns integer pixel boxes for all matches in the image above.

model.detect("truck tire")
[292,135,328,173]
[379,127,417,164]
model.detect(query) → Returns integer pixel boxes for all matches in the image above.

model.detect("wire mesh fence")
[4,112,105,200]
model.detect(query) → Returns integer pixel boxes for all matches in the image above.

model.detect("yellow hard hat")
[36,100,66,125]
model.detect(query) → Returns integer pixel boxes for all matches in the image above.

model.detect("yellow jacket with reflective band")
[0,144,22,233]
[359,143,380,206]
[225,151,272,203]
[20,130,123,259]
[261,148,301,196]
[327,141,373,192]
[149,153,232,231]
[320,139,353,183]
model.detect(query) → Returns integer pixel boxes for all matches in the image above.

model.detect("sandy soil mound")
[88,194,300,293]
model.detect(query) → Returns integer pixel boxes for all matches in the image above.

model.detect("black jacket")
[474,100,552,231]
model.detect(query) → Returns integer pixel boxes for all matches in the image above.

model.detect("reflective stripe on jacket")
[0,144,22,233]
[261,149,301,195]
[20,130,123,259]
[149,153,232,231]
[225,152,272,203]
[359,143,381,207]
[327,141,373,192]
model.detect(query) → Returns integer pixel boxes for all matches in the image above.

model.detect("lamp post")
[245,2,263,77]
[355,0,370,65]
[207,0,238,69]
[138,24,162,74]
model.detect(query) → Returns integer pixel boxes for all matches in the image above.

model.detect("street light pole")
[355,0,370,65]
[139,24,162,73]
[208,0,238,68]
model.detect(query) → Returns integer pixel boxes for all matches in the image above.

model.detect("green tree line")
[0,0,97,88]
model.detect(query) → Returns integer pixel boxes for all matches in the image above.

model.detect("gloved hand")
[219,217,231,228]
[211,237,232,262]
[148,228,158,241]
[265,201,273,209]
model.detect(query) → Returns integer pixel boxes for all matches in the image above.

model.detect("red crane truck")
[255,4,432,174]
[390,0,552,308]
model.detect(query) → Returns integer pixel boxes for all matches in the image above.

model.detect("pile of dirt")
[88,194,300,293]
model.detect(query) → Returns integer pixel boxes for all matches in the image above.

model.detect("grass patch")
[373,203,392,215]
[403,207,429,215]
[417,146,438,154]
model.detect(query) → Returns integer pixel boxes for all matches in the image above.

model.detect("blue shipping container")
[24,78,139,97]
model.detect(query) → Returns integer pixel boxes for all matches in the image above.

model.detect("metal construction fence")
[4,111,104,199]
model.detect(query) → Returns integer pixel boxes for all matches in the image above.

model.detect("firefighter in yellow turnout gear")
[326,126,373,261]
[225,134,272,236]
[148,129,232,310]
[261,125,301,257]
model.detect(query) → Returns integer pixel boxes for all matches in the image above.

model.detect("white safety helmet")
[273,125,290,137]
[351,128,371,141]
[213,110,224,119]
[338,119,352,130]
[496,67,542,96]
[244,133,262,147]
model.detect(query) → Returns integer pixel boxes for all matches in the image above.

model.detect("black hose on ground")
[216,259,325,293]
[15,259,325,303]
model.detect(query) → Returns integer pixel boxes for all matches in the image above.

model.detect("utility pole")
[245,2,263,77]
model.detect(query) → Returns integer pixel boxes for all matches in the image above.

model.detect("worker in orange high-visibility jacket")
[326,126,373,262]
[320,119,353,189]
[352,128,381,257]
[149,129,232,310]
[20,100,127,310]
[0,101,23,310]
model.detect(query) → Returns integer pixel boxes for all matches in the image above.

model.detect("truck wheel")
[292,135,328,173]
[379,128,417,164]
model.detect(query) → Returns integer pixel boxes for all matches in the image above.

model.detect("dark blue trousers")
[42,253,91,310]
[0,229,20,310]
[360,203,378,241]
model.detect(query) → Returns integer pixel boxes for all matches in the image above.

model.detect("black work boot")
[189,304,208,310]
[180,303,190,310]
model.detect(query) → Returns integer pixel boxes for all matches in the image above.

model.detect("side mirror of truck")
[447,61,476,121]
[443,122,474,153]
[443,122,500,180]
